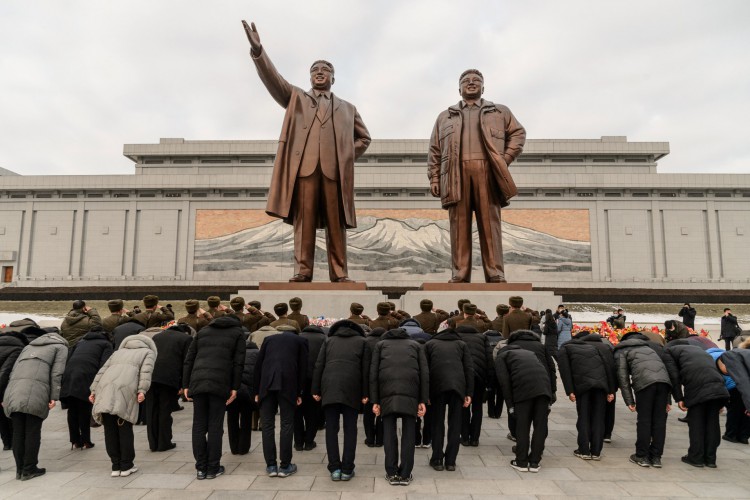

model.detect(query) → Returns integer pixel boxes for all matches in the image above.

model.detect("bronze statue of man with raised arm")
[428,69,526,283]
[242,21,371,283]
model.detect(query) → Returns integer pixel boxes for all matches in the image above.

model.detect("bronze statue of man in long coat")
[242,21,371,282]
[428,69,526,283]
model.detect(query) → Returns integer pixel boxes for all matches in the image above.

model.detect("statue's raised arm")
[242,20,293,108]
[242,20,261,56]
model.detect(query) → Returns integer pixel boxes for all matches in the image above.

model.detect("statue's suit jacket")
[252,47,371,229]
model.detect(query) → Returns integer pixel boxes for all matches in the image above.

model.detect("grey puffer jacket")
[91,334,156,424]
[614,334,671,407]
[3,332,69,419]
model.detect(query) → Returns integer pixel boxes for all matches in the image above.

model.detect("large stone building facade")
[1,136,749,289]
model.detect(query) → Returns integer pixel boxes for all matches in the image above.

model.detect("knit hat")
[289,297,302,311]
[230,296,245,311]
[207,296,221,307]
[274,303,289,316]
[143,295,159,308]
[496,303,510,316]
[184,299,200,314]
[377,302,391,316]
[420,299,433,312]
[350,302,364,315]
[107,299,124,313]
[509,296,523,308]
[463,303,477,315]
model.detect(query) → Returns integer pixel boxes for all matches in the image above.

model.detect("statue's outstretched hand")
[242,20,261,54]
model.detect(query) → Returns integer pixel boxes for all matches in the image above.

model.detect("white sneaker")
[110,471,120,477]
[120,466,138,477]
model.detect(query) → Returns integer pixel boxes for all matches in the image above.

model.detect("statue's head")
[459,69,484,100]
[310,60,335,91]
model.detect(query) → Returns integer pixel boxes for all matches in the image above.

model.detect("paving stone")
[123,472,196,489]
[249,474,316,490]
[613,481,694,497]
[75,488,151,499]
[4,485,89,500]
[679,481,750,498]
[185,474,255,490]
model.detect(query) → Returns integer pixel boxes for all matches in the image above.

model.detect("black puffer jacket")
[242,341,259,398]
[664,341,729,407]
[152,325,193,389]
[425,330,474,397]
[0,332,29,401]
[300,326,326,380]
[370,328,429,417]
[503,330,557,397]
[365,327,386,354]
[183,316,246,398]
[722,349,750,410]
[456,325,493,385]
[113,320,145,349]
[678,306,697,329]
[312,320,371,410]
[614,332,671,407]
[60,330,113,402]
[495,344,553,408]
[558,333,616,396]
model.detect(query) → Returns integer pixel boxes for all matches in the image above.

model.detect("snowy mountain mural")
[193,213,592,284]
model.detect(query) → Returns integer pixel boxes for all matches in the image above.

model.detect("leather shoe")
[289,274,312,283]
[488,276,507,283]
[448,277,467,283]
[333,277,354,283]
[445,464,456,471]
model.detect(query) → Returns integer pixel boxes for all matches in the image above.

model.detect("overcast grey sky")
[1,0,749,176]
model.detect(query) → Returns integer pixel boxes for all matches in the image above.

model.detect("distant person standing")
[556,311,573,348]
[0,330,29,451]
[720,308,741,351]
[678,303,697,330]
[295,325,326,451]
[60,300,102,347]
[288,297,310,331]
[133,296,174,329]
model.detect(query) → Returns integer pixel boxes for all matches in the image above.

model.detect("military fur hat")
[420,299,433,312]
[207,296,221,307]
[289,297,302,310]
[249,300,261,309]
[230,296,245,311]
[457,298,471,310]
[350,302,364,315]
[387,301,396,311]
[143,295,159,308]
[184,299,200,314]
[107,299,124,313]
[377,302,391,316]
[509,296,524,308]
[496,303,510,316]
[463,303,477,315]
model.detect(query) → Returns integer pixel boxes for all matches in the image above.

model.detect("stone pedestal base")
[404,284,561,316]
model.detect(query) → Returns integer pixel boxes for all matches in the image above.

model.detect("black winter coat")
[424,330,474,397]
[242,342,259,398]
[152,326,193,389]
[312,320,371,409]
[558,333,616,396]
[370,328,429,417]
[456,326,494,385]
[678,306,697,329]
[113,321,145,350]
[300,327,326,380]
[664,342,729,407]
[0,332,29,401]
[722,349,750,410]
[254,331,308,403]
[60,330,113,403]
[495,344,553,408]
[721,314,740,340]
[542,318,558,347]
[183,316,246,399]
[503,330,557,396]
[364,328,386,354]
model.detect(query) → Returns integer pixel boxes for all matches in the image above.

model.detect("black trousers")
[294,383,319,447]
[227,390,255,455]
[461,377,484,442]
[724,338,733,351]
[191,394,226,473]
[430,391,463,466]
[545,338,559,361]
[634,383,669,459]
[383,413,416,478]
[363,402,383,445]
[66,397,93,447]
[486,382,504,418]
[260,391,296,467]
[686,398,724,465]
[513,396,549,466]
[0,408,12,448]
[325,403,359,474]
[575,389,607,456]
[726,388,750,441]
[11,412,43,474]
[146,383,177,451]
[102,413,135,471]
[605,394,616,439]
[415,410,432,446]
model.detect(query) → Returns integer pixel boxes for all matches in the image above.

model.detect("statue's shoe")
[289,274,312,282]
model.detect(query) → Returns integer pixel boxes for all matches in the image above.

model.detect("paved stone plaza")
[2,387,750,500]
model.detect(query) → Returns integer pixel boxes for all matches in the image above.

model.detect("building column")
[650,200,665,278]
[705,200,722,279]
[122,201,138,277]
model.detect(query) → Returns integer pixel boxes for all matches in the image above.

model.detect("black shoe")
[704,462,717,469]
[364,440,374,447]
[430,460,444,471]
[460,439,470,446]
[741,438,750,444]
[722,434,741,444]
[629,454,650,467]
[386,474,400,485]
[469,440,479,447]
[165,442,177,451]
[681,456,704,468]
[304,442,317,451]
[20,467,46,481]
[374,442,383,447]
[399,474,413,486]
[294,444,304,451]
[445,464,456,471]
[678,416,689,423]
[196,470,207,480]
[528,462,540,473]
[603,436,612,443]
[175,405,185,411]
[509,460,528,472]
[15,471,21,480]
[206,465,225,479]
[3,444,12,451]
[650,457,662,468]
[507,432,517,442]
